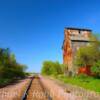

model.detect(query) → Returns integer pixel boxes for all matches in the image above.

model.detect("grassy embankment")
[53,74,100,93]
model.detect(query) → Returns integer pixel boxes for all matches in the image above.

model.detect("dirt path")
[0,78,30,100]
[40,75,82,100]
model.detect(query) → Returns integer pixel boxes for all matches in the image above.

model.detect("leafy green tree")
[75,46,94,66]
[41,61,53,75]
[75,35,100,78]
[75,35,100,67]
[0,48,27,80]
[91,60,100,78]
[41,61,63,75]
[10,53,16,63]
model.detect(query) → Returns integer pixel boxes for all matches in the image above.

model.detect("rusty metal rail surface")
[21,76,52,100]
[22,76,34,100]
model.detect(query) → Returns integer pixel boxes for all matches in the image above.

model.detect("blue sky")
[0,0,100,72]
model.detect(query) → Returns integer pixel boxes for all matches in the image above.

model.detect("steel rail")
[21,76,52,100]
[21,77,34,100]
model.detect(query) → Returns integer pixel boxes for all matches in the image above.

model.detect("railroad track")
[22,76,52,100]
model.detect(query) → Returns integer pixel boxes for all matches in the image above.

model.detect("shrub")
[0,48,27,86]
[91,61,100,78]
[41,61,63,76]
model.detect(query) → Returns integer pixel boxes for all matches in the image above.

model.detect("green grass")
[56,74,100,93]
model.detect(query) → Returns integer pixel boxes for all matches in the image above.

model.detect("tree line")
[41,61,67,76]
[0,48,27,86]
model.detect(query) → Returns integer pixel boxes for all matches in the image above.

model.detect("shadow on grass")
[0,77,29,88]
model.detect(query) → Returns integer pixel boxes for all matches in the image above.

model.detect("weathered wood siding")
[62,28,92,72]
